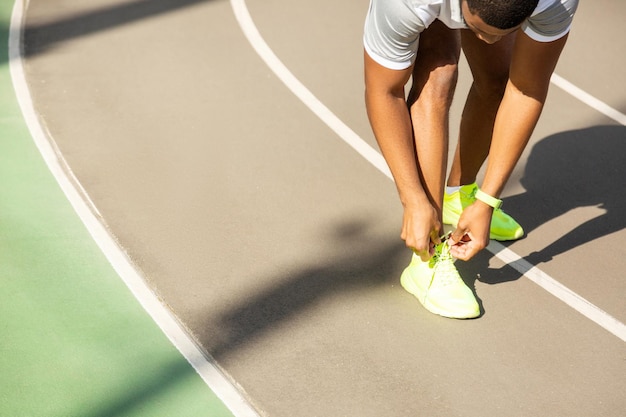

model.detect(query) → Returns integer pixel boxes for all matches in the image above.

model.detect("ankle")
[445,185,461,195]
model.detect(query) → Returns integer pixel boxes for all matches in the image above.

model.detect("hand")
[448,201,492,261]
[401,203,441,262]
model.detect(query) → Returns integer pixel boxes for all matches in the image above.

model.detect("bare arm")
[364,51,440,260]
[450,31,569,260]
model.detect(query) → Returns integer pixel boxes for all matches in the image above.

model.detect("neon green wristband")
[475,188,502,209]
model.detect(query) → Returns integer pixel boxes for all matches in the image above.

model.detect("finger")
[448,244,462,258]
[412,248,431,262]
[449,239,481,260]
[449,243,471,260]
[432,236,442,247]
[449,227,466,246]
[408,240,430,261]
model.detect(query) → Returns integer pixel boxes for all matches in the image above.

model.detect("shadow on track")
[195,125,626,359]
[198,216,409,360]
[21,0,215,58]
[479,124,626,284]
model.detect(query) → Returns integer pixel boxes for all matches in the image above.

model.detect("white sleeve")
[522,0,579,42]
[363,0,434,70]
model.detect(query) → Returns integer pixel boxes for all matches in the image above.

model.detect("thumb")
[431,229,442,246]
[449,226,467,246]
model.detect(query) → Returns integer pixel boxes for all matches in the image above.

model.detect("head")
[465,0,539,29]
[462,0,539,44]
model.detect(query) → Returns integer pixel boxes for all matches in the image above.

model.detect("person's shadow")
[469,125,626,287]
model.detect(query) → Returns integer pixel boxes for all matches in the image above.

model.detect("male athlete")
[363,0,579,318]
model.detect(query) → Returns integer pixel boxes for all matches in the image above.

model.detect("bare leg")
[447,30,516,187]
[407,20,461,220]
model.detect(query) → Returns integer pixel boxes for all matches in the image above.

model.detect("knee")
[430,62,459,101]
[473,69,509,101]
[408,61,459,108]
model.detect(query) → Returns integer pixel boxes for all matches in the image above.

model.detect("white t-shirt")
[363,0,579,70]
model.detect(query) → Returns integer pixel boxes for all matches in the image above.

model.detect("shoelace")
[429,244,459,287]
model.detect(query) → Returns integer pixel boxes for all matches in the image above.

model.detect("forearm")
[480,80,544,198]
[364,51,444,256]
[449,82,545,259]
[450,32,569,260]
[365,90,430,208]
[480,31,569,199]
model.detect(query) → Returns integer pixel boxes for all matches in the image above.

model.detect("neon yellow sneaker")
[400,242,480,319]
[443,183,524,241]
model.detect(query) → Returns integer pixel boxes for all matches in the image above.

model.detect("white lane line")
[8,1,262,416]
[231,0,626,342]
[488,242,626,340]
[551,74,626,126]
[230,0,391,180]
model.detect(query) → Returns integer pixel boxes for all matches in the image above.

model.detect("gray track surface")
[22,0,625,416]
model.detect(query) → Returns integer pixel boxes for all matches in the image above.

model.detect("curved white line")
[230,0,626,342]
[8,1,262,415]
[230,0,392,180]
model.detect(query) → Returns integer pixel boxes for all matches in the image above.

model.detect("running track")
[3,0,625,416]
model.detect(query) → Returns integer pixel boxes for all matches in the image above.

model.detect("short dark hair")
[466,0,540,29]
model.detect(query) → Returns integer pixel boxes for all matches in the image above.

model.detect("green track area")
[0,3,236,416]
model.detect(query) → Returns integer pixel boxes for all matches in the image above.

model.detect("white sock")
[445,186,461,195]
